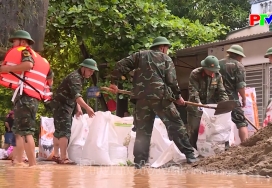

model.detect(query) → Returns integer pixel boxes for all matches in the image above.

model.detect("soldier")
[219,45,248,142]
[51,59,97,164]
[187,55,229,150]
[109,36,198,169]
[264,47,272,62]
[0,30,54,166]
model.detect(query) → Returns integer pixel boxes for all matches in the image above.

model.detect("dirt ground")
[185,124,272,177]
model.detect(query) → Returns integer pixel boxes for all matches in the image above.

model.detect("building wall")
[251,0,272,15]
[174,53,207,91]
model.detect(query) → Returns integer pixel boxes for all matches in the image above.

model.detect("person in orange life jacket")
[0,30,53,167]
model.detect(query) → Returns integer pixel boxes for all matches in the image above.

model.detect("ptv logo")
[249,14,272,26]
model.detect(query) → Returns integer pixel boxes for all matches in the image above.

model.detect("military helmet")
[201,55,220,72]
[8,30,35,45]
[150,36,172,49]
[264,47,272,58]
[226,44,245,57]
[79,58,99,71]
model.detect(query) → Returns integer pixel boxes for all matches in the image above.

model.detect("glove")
[198,102,203,111]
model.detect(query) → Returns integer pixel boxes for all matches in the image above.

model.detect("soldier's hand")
[175,97,185,106]
[242,98,246,108]
[86,107,95,118]
[109,84,118,94]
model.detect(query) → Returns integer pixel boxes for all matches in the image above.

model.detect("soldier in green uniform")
[264,47,272,62]
[51,59,97,164]
[187,55,229,150]
[109,36,198,169]
[0,30,54,166]
[219,45,248,142]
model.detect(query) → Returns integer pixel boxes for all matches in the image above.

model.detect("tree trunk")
[0,0,49,52]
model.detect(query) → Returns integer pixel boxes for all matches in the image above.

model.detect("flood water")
[0,161,271,188]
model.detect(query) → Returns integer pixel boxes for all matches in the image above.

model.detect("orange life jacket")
[0,46,52,101]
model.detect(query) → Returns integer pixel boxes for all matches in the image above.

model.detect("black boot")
[225,141,230,151]
[134,160,146,169]
[186,153,199,164]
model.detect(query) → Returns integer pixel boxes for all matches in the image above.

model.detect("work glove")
[198,102,203,111]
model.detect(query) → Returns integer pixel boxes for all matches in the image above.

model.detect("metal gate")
[245,64,266,125]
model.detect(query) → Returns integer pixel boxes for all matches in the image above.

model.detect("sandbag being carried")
[67,115,90,164]
[197,104,233,157]
[80,111,128,165]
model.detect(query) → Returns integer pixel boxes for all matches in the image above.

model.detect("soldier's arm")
[46,69,54,87]
[110,52,139,84]
[217,75,229,102]
[188,71,201,103]
[235,63,247,100]
[68,76,92,110]
[68,76,83,101]
[1,49,34,72]
[165,57,181,99]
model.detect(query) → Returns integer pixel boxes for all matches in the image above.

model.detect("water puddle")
[0,161,271,188]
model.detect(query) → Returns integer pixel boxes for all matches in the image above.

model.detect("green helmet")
[150,36,171,49]
[8,30,35,45]
[80,58,99,71]
[226,44,245,57]
[264,47,272,58]
[201,55,220,72]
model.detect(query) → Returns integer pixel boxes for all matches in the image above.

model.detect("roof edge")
[176,31,272,57]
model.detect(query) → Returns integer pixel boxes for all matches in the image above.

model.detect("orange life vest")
[0,46,52,101]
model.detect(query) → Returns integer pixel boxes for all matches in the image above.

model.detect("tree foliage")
[161,0,251,31]
[0,0,230,136]
[44,0,228,93]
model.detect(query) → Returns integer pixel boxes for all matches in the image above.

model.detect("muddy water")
[0,161,271,188]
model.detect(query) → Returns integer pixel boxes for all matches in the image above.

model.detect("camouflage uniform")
[187,57,228,149]
[12,50,53,136]
[51,69,85,139]
[111,47,195,166]
[219,57,247,129]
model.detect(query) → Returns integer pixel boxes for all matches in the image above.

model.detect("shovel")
[100,87,133,95]
[185,100,238,115]
[101,87,238,115]
[244,115,259,131]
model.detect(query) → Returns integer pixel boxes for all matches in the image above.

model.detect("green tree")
[44,0,228,92]
[160,0,251,31]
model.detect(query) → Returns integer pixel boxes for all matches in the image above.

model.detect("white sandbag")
[151,142,185,168]
[109,143,127,165]
[110,115,134,145]
[127,118,188,167]
[149,119,172,164]
[0,149,8,159]
[80,111,113,165]
[127,131,136,163]
[38,117,55,160]
[67,115,90,163]
[197,104,233,157]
